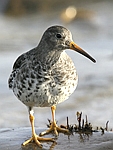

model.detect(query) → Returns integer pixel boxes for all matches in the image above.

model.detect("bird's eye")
[56,33,62,39]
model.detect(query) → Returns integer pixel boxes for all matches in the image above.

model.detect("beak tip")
[70,41,96,63]
[93,59,96,63]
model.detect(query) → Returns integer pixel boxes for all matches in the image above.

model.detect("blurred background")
[0,0,113,130]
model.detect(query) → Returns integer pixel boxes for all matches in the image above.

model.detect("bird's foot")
[40,121,70,137]
[22,133,55,148]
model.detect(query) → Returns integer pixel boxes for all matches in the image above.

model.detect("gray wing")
[8,46,36,89]
[8,53,27,89]
[13,53,26,70]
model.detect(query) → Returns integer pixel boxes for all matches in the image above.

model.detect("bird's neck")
[35,44,62,67]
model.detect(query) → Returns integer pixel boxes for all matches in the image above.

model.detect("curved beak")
[70,41,96,63]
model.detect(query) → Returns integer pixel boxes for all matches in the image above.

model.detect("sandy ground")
[0,127,113,150]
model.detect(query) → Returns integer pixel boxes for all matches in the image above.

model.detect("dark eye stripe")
[56,33,62,38]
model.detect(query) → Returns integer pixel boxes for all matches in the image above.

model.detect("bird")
[8,25,96,147]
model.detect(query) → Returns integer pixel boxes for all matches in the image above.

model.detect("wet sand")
[0,127,113,150]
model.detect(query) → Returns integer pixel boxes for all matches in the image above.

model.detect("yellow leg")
[40,105,70,136]
[22,110,55,148]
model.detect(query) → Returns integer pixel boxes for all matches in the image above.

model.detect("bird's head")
[39,25,96,63]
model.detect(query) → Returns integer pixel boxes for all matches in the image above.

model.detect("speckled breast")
[12,52,78,107]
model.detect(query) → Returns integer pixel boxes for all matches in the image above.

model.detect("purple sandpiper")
[8,25,96,147]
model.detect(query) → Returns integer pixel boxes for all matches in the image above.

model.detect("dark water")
[0,1,113,130]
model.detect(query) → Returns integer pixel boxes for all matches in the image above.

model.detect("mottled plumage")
[9,26,78,107]
[8,25,96,147]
